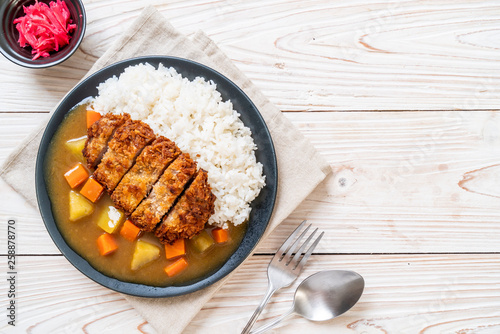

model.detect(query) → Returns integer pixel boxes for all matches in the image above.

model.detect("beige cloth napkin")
[0,6,331,334]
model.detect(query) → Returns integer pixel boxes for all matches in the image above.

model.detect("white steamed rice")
[89,63,265,228]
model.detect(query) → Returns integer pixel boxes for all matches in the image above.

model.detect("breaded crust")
[111,136,181,215]
[155,169,216,244]
[94,119,155,193]
[83,113,129,169]
[130,153,197,232]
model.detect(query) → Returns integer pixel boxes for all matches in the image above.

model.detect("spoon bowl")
[250,270,364,334]
[294,270,364,321]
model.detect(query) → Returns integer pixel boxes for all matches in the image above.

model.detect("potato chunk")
[131,240,160,271]
[69,191,93,221]
[190,230,214,253]
[65,136,87,161]
[97,206,125,234]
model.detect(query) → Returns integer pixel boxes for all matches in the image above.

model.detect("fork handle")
[241,285,276,334]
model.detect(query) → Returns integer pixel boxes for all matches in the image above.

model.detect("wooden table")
[1,1,500,333]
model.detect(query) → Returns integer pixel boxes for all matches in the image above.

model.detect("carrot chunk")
[97,233,118,256]
[165,239,185,259]
[164,257,188,277]
[64,163,89,189]
[80,177,104,203]
[212,228,229,244]
[87,110,102,128]
[120,220,142,242]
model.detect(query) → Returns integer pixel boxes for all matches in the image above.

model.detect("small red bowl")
[0,0,86,68]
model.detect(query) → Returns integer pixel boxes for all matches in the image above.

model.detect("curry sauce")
[45,104,246,287]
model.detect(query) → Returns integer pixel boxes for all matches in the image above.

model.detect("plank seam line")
[0,111,51,114]
[3,109,500,114]
[0,254,64,256]
[2,252,500,257]
[254,252,500,256]
[280,109,500,113]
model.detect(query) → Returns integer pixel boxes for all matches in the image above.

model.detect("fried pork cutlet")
[111,136,181,215]
[155,169,216,244]
[82,113,130,169]
[94,119,155,193]
[130,153,197,232]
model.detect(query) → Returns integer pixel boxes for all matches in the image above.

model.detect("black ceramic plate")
[35,56,277,297]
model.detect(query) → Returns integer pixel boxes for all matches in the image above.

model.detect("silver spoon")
[250,270,364,334]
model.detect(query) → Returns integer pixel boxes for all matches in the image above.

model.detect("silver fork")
[240,220,324,334]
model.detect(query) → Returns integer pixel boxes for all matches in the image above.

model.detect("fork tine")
[274,220,306,260]
[294,231,324,272]
[289,228,317,267]
[283,224,311,265]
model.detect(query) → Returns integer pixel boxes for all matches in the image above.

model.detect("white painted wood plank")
[191,255,500,334]
[1,255,499,333]
[1,1,498,333]
[275,110,500,253]
[0,256,154,334]
[1,0,499,112]
[0,114,60,255]
[0,113,44,167]
[1,111,499,254]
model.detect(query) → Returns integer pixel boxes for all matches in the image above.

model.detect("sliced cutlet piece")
[83,113,130,169]
[111,136,181,215]
[94,119,155,193]
[130,153,197,232]
[155,169,216,244]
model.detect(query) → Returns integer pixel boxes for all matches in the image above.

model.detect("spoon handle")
[241,285,277,334]
[249,308,295,334]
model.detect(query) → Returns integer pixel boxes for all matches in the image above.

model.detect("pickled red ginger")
[13,0,77,60]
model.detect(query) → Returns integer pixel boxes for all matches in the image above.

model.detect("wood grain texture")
[2,111,499,255]
[0,255,499,333]
[191,255,500,334]
[1,1,499,333]
[1,0,499,112]
[0,256,153,334]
